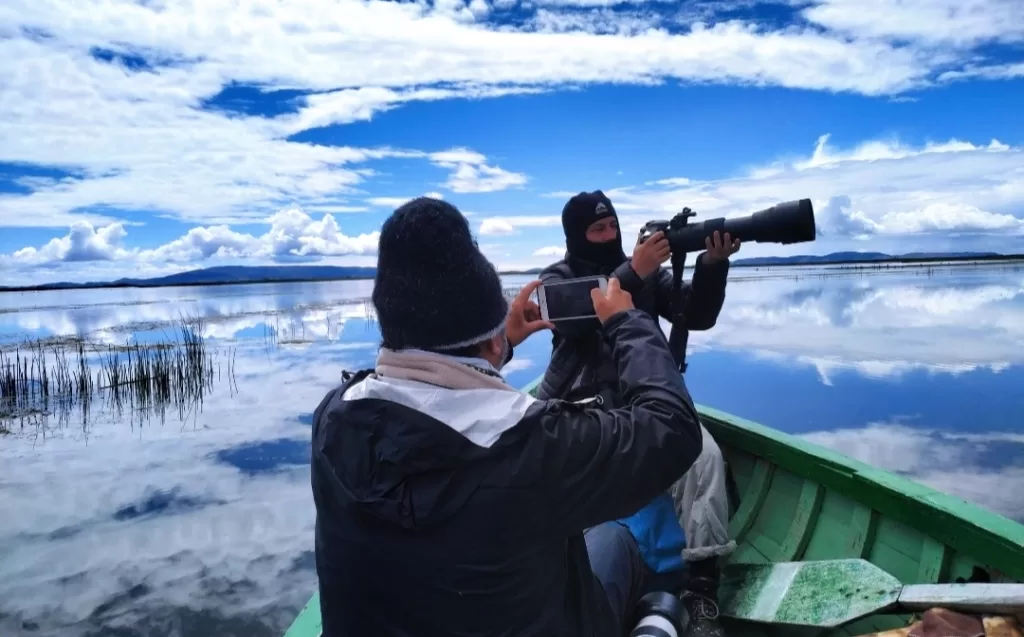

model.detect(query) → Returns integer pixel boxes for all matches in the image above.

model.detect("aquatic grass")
[0,339,93,418]
[97,316,239,427]
[0,317,237,433]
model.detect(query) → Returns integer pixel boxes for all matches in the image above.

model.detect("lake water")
[1,264,1023,637]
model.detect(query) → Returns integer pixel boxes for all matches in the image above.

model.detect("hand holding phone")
[537,276,608,323]
[590,277,634,323]
[506,280,555,347]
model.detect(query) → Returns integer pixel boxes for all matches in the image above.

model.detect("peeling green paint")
[720,560,903,627]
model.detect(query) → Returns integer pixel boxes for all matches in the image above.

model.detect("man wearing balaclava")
[537,189,740,637]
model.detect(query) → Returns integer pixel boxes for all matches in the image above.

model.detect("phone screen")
[542,278,604,320]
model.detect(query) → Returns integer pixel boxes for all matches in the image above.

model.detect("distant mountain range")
[725,250,1009,267]
[0,265,377,292]
[2,252,1020,292]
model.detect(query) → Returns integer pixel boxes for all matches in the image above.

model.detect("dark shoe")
[679,590,724,637]
[679,574,725,637]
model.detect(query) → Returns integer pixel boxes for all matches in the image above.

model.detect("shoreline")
[3,254,1022,294]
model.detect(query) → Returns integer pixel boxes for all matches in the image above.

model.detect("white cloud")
[468,133,1024,267]
[1,207,379,269]
[367,197,416,208]
[1,0,1022,268]
[480,219,517,236]
[939,62,1024,83]
[275,85,547,134]
[302,204,372,214]
[7,131,1024,280]
[366,191,445,208]
[601,133,1024,247]
[0,0,954,98]
[11,222,132,266]
[429,149,529,193]
[0,30,527,228]
[478,214,563,236]
[532,246,565,257]
[529,7,663,34]
[800,0,1024,48]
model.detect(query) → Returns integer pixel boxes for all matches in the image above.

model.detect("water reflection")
[0,339,355,637]
[683,265,1024,380]
[1,265,1023,637]
[0,279,377,346]
[800,424,1024,526]
[2,268,1022,379]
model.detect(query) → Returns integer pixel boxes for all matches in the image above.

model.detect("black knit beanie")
[372,197,508,352]
[562,190,627,269]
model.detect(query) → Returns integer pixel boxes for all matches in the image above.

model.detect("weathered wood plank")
[849,506,878,559]
[778,481,825,561]
[729,458,775,541]
[897,583,1024,614]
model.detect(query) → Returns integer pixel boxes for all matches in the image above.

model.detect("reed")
[0,317,237,431]
[0,339,93,418]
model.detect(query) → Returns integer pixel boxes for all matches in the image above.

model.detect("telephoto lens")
[638,198,817,254]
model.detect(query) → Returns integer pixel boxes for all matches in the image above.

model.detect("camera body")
[635,199,817,374]
[637,207,697,247]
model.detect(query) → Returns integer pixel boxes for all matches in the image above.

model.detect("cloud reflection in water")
[801,423,1024,523]
[0,265,1022,636]
[683,266,1024,381]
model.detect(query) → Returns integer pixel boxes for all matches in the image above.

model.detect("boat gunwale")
[701,404,1024,581]
[521,377,1024,581]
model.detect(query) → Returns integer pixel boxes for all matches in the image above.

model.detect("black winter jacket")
[536,254,728,404]
[310,308,703,637]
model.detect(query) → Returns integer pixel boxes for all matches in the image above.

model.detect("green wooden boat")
[283,375,1024,637]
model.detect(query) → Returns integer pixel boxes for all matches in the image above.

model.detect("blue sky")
[1,0,1023,285]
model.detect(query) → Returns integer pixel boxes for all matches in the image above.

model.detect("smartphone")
[537,276,608,322]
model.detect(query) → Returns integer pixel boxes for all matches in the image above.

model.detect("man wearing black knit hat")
[538,190,741,637]
[309,196,706,637]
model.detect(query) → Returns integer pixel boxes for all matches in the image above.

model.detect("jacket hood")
[313,374,536,531]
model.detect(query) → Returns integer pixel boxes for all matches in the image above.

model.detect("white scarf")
[374,348,514,392]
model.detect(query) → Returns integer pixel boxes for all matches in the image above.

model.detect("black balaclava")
[561,190,627,272]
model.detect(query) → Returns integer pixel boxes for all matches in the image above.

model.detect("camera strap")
[666,248,690,374]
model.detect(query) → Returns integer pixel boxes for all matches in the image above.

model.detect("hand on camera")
[591,277,634,324]
[631,230,671,279]
[506,280,555,347]
[701,231,741,265]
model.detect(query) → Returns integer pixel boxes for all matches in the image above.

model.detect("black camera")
[642,199,817,374]
[637,198,817,252]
